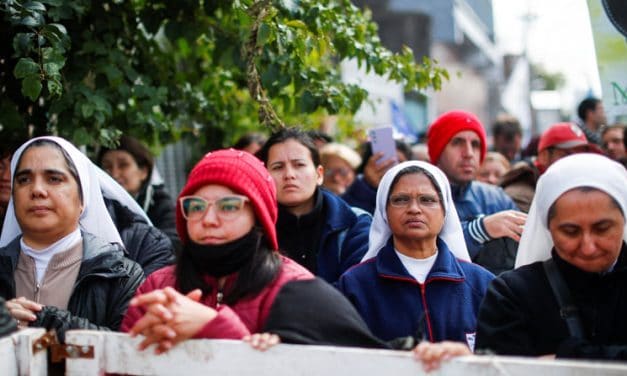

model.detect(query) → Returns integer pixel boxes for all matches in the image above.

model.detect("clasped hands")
[128,287,217,354]
[128,287,280,354]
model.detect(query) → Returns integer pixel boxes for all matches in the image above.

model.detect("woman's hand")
[363,152,396,189]
[413,341,471,372]
[243,333,280,352]
[5,297,42,329]
[129,287,218,354]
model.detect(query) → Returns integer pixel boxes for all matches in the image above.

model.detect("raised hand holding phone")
[368,126,398,165]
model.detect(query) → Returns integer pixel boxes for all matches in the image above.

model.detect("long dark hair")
[175,227,282,305]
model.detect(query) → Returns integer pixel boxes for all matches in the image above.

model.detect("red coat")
[121,255,313,339]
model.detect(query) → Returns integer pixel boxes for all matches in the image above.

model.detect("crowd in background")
[1,95,626,371]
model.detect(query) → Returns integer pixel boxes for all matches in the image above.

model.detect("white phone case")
[368,126,398,164]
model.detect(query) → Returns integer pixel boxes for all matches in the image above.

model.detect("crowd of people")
[1,96,626,371]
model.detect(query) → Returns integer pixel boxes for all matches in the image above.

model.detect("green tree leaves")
[1,0,447,150]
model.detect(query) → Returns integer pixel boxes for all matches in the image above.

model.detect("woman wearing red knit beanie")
[121,149,312,353]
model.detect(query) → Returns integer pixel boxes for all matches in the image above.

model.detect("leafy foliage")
[0,0,448,150]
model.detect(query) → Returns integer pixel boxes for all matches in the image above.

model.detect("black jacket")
[476,244,627,360]
[136,183,181,252]
[105,198,175,275]
[0,296,17,338]
[0,232,144,341]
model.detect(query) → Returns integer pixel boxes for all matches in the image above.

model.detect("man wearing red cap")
[501,122,599,213]
[427,110,525,272]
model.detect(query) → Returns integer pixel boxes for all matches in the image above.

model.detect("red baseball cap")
[538,123,589,152]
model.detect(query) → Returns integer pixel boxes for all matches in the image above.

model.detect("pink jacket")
[121,255,313,339]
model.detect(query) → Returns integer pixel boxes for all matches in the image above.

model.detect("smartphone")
[368,126,398,165]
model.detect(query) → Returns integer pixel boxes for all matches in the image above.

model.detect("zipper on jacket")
[216,288,223,307]
[33,263,41,303]
[419,284,434,342]
[34,282,40,303]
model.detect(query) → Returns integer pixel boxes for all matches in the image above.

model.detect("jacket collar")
[450,181,473,202]
[277,187,324,228]
[376,237,466,283]
[0,231,130,297]
[552,242,627,288]
[320,188,356,232]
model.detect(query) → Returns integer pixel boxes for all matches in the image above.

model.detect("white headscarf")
[361,161,470,262]
[0,136,123,247]
[515,153,627,268]
[96,166,153,225]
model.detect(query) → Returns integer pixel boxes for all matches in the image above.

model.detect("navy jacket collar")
[376,237,466,283]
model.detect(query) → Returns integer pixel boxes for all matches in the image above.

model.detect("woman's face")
[477,160,507,185]
[322,155,355,195]
[101,150,148,196]
[549,189,625,273]
[13,145,83,246]
[386,173,445,245]
[185,184,255,245]
[266,139,323,215]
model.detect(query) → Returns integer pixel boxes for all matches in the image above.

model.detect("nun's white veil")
[515,153,627,268]
[0,136,124,247]
[361,160,470,262]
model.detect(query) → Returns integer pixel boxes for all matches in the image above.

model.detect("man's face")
[602,128,626,160]
[436,130,482,185]
[493,133,521,162]
[537,145,588,171]
[590,103,607,127]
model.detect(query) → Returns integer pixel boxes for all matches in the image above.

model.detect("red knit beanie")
[427,110,488,164]
[176,149,278,250]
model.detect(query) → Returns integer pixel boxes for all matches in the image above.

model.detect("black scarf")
[186,230,259,277]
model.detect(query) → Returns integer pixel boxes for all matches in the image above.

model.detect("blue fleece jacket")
[316,190,372,283]
[337,238,494,345]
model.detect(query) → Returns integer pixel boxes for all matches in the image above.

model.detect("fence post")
[15,328,47,376]
[64,330,105,376]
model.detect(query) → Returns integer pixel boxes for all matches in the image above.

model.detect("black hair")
[0,135,29,159]
[257,127,321,166]
[306,130,334,145]
[356,139,412,174]
[521,135,541,159]
[387,165,444,211]
[492,115,522,141]
[97,135,154,181]
[233,132,267,150]
[577,97,601,121]
[175,227,282,305]
[547,186,623,226]
[15,139,83,203]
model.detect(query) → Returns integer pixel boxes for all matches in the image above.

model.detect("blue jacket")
[453,181,519,258]
[337,238,494,345]
[342,175,377,214]
[317,190,372,283]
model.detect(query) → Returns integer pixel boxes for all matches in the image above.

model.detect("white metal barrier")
[3,329,627,375]
[1,328,48,376]
[65,331,627,376]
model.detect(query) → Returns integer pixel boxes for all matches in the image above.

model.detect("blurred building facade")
[349,0,530,141]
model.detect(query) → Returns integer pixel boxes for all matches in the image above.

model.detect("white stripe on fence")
[65,330,627,376]
[3,329,627,375]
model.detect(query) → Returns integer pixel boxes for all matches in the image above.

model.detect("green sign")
[587,0,627,120]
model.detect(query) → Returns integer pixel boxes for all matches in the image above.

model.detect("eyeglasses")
[179,195,249,221]
[324,167,352,178]
[388,194,441,209]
